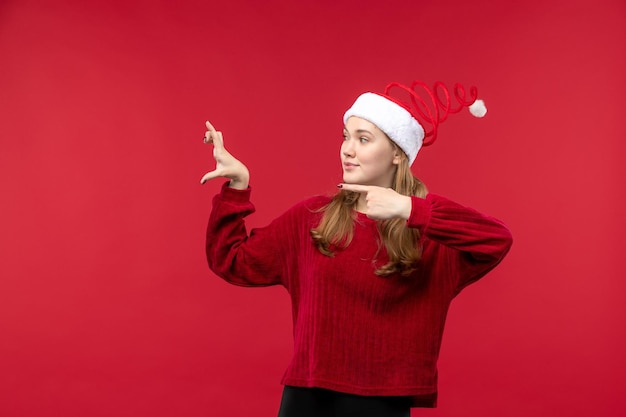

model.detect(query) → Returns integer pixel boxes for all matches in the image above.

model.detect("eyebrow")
[344,128,375,135]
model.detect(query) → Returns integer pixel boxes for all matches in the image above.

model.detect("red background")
[1,0,624,416]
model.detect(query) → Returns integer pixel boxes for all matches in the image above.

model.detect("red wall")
[1,0,624,416]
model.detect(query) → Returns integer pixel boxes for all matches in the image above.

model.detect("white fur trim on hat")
[343,93,425,166]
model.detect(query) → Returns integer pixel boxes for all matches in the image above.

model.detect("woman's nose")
[342,140,355,156]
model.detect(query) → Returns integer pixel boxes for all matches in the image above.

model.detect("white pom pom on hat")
[469,99,487,117]
[343,81,487,166]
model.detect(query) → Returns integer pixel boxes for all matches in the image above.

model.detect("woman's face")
[341,116,400,188]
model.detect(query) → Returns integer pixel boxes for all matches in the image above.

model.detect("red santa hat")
[343,81,487,166]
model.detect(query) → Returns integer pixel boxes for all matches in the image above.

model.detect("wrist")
[399,195,412,220]
[228,172,250,190]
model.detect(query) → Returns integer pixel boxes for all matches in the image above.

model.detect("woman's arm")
[337,183,512,291]
[206,183,289,287]
[201,121,286,287]
[407,194,512,262]
[408,193,513,293]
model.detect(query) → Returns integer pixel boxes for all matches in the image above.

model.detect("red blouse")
[206,182,512,407]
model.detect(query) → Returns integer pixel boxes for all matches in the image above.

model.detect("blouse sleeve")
[407,193,513,294]
[205,182,299,288]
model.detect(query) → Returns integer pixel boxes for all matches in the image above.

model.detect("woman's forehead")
[344,116,383,134]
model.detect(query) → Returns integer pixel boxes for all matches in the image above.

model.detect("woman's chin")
[342,173,359,184]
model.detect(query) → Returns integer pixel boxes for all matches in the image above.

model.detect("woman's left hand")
[339,183,412,220]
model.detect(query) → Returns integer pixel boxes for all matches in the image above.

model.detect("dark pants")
[277,386,412,417]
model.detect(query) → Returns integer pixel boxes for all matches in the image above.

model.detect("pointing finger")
[203,121,225,149]
[338,183,371,193]
[204,121,216,143]
[205,120,217,132]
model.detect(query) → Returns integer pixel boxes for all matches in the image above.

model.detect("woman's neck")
[355,194,368,214]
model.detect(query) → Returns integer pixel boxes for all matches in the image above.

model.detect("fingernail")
[337,184,343,188]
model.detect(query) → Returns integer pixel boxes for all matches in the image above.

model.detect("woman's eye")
[360,137,369,143]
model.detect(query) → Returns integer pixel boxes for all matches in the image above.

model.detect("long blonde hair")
[310,142,428,277]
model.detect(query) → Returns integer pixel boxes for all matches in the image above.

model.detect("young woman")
[200,81,513,417]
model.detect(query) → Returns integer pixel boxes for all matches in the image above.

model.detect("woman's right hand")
[200,121,250,190]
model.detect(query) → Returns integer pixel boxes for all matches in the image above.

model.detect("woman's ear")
[392,151,402,165]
